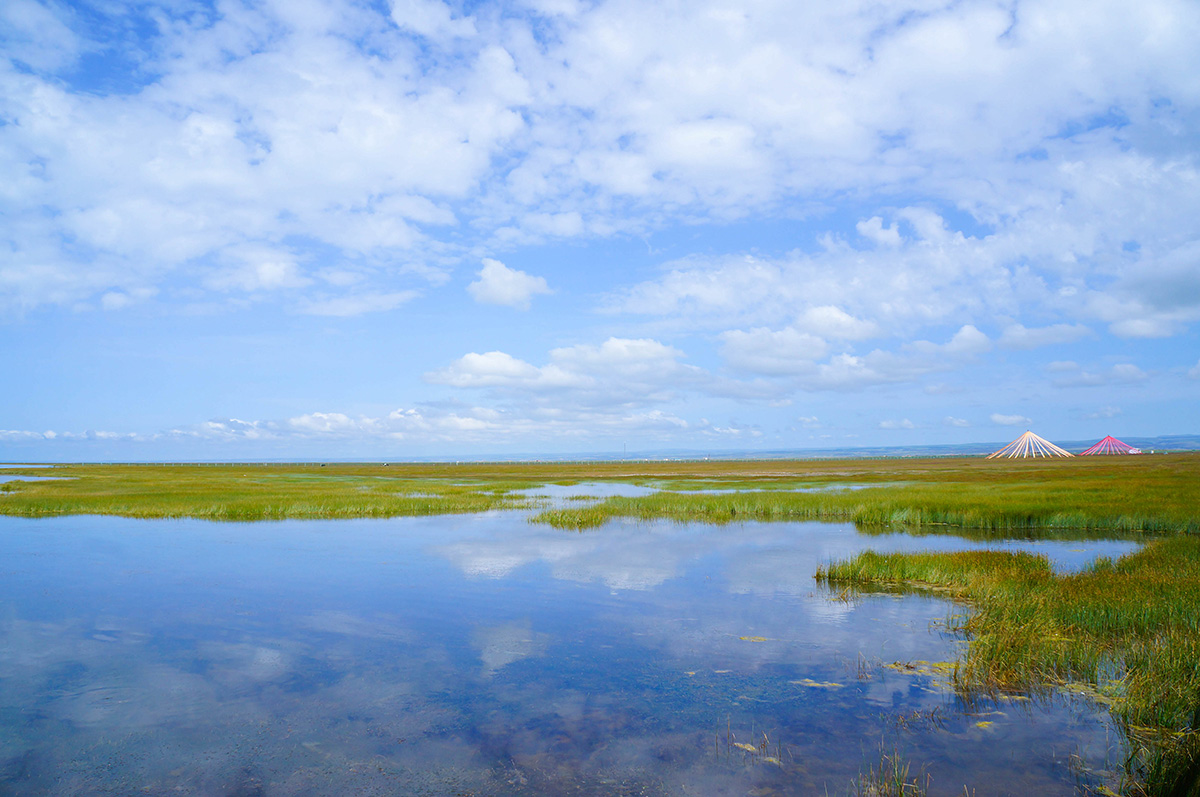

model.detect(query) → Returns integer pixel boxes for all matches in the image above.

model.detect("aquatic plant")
[851,749,929,796]
[817,537,1200,796]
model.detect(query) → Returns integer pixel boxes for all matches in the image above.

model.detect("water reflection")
[0,515,1130,795]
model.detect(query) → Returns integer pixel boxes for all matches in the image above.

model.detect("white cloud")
[0,0,82,72]
[1189,359,1200,379]
[856,217,901,247]
[466,258,552,309]
[998,323,1092,350]
[1051,363,1148,388]
[299,291,418,316]
[205,246,311,293]
[944,416,970,427]
[389,0,477,39]
[1,0,1198,359]
[766,325,991,391]
[2,0,1199,456]
[719,327,829,375]
[990,413,1031,426]
[288,412,361,434]
[1084,406,1121,420]
[426,337,711,407]
[878,418,914,430]
[427,351,554,389]
[798,306,881,341]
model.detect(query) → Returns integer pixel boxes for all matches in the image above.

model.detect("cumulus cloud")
[878,419,914,430]
[719,327,829,375]
[2,0,1197,329]
[998,323,1092,350]
[944,416,970,427]
[426,337,710,406]
[2,0,1199,456]
[719,324,991,391]
[466,259,552,309]
[389,0,477,39]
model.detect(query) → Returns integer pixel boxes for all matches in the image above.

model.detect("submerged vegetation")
[817,538,1200,796]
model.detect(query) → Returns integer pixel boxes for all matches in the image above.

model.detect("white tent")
[986,431,1075,459]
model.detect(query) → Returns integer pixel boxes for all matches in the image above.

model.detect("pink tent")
[1080,435,1141,455]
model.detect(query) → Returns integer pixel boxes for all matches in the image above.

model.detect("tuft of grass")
[817,537,1200,796]
[852,749,929,796]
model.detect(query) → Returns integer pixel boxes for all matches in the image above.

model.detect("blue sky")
[2,0,1198,460]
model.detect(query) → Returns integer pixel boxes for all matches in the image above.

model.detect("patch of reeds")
[817,537,1200,796]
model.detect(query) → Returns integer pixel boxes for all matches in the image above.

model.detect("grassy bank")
[1,456,1197,534]
[533,454,1200,534]
[0,463,538,520]
[816,538,1200,796]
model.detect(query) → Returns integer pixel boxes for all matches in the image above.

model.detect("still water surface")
[0,514,1135,795]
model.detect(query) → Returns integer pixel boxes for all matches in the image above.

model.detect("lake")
[0,513,1135,795]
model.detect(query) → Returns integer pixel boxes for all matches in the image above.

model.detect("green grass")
[817,538,1200,796]
[532,454,1200,534]
[0,463,540,519]
[2,456,1197,533]
[852,749,929,796]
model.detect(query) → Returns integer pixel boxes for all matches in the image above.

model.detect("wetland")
[1,455,1198,795]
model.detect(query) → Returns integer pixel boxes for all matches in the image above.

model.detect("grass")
[0,463,540,520]
[851,749,929,797]
[817,538,1200,796]
[1,456,1197,533]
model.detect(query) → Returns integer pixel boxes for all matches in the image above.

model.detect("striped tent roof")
[1080,435,1141,455]
[986,431,1075,459]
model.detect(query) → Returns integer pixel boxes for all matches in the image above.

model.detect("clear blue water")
[0,515,1133,795]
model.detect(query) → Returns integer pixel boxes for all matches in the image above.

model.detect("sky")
[2,0,1199,461]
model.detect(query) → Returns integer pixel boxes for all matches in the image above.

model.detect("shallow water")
[0,515,1134,795]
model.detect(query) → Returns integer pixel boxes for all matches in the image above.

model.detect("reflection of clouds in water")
[471,621,550,677]
[196,641,294,685]
[299,610,415,641]
[437,521,718,591]
[437,520,966,675]
[807,600,853,626]
[438,519,893,595]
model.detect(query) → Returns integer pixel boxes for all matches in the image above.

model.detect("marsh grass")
[817,537,1200,796]
[1,456,1197,533]
[0,464,541,519]
[852,749,929,796]
[532,457,1200,533]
